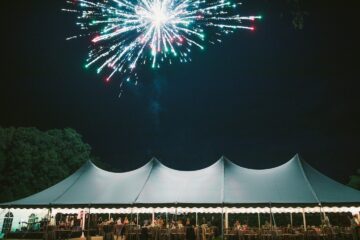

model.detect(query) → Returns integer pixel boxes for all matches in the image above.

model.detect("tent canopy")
[1,154,359,207]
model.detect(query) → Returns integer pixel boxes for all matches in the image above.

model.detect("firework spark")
[64,0,261,84]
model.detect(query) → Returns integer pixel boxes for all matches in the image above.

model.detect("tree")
[0,127,92,203]
[348,169,360,190]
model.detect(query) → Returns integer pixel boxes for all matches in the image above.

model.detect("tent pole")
[81,210,86,238]
[152,209,155,225]
[225,209,228,229]
[290,212,293,227]
[45,205,51,236]
[302,208,307,232]
[195,212,198,226]
[257,212,260,230]
[137,212,139,226]
[221,207,224,240]
[269,203,272,230]
[175,207,177,221]
[319,203,323,226]
[269,203,274,240]
[87,205,91,240]
[131,207,133,223]
[166,210,168,227]
[272,213,276,228]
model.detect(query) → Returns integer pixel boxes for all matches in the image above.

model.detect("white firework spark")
[64,0,261,84]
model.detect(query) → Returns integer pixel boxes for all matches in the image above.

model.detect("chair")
[259,229,272,240]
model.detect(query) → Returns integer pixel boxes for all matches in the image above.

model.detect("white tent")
[1,154,359,207]
[1,154,360,234]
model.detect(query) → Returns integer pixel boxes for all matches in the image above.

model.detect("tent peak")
[149,157,160,163]
[149,157,163,166]
[290,153,313,168]
[218,155,234,165]
[219,155,229,160]
[289,153,303,163]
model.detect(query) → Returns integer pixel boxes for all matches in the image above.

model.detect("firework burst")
[64,0,261,85]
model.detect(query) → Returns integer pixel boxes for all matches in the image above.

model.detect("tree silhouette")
[349,169,360,190]
[0,127,93,202]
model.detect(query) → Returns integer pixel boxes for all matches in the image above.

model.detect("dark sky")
[1,0,359,183]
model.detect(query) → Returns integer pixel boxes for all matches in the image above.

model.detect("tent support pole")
[137,212,139,226]
[319,203,323,225]
[290,212,293,227]
[130,207,133,223]
[257,212,261,230]
[225,209,228,229]
[221,207,224,240]
[195,212,198,226]
[166,210,168,227]
[175,207,177,221]
[87,205,90,240]
[269,203,272,231]
[269,203,274,240]
[302,208,307,232]
[152,209,155,225]
[45,205,52,236]
[81,210,86,238]
[272,213,276,228]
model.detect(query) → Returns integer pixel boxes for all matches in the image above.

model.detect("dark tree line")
[0,127,93,203]
[348,169,360,190]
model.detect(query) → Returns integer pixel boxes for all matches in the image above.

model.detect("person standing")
[185,219,195,240]
[116,218,123,240]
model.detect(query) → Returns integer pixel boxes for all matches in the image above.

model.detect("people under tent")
[1,210,360,240]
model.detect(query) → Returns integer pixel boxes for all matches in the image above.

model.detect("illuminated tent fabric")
[1,154,360,207]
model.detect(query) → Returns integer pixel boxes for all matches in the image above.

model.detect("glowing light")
[64,0,260,84]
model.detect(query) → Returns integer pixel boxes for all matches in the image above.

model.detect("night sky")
[1,0,359,183]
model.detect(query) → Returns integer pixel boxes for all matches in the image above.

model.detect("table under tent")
[1,154,360,240]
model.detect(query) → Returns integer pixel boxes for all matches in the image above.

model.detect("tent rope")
[133,158,157,204]
[296,156,321,204]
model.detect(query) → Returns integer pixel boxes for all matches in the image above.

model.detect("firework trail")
[63,0,261,85]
